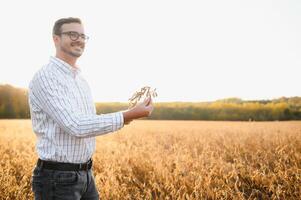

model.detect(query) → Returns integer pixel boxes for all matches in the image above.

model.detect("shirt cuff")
[111,111,124,132]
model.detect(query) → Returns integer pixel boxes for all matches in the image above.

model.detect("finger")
[144,96,151,105]
[148,107,153,116]
[146,97,152,106]
[146,97,153,106]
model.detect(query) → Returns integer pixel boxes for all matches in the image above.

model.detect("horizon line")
[1,83,300,103]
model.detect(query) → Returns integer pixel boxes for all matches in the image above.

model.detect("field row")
[0,120,300,199]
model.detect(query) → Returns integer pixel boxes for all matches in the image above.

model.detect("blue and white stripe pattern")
[28,56,124,163]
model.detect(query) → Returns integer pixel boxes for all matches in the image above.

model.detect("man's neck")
[55,53,77,68]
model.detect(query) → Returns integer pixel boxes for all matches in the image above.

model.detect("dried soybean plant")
[128,86,157,108]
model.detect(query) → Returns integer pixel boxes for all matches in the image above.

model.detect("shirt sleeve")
[31,72,124,138]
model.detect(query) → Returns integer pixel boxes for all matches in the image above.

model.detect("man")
[28,17,154,200]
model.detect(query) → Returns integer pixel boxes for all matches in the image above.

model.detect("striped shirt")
[28,56,124,163]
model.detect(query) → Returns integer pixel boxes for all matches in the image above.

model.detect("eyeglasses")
[60,31,89,42]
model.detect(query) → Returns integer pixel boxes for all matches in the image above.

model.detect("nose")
[80,34,89,43]
[77,37,86,43]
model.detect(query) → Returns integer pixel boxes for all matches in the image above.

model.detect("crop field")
[0,120,300,199]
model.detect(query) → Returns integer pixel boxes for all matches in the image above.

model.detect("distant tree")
[0,84,300,120]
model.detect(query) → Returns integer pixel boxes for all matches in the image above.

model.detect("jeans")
[31,165,99,200]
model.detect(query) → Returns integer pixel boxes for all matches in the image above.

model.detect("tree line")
[0,84,30,118]
[1,84,301,121]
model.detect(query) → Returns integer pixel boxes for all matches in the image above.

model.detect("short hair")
[52,17,82,36]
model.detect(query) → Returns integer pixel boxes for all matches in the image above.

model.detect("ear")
[53,34,60,46]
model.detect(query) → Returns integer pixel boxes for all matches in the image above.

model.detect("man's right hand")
[122,97,154,124]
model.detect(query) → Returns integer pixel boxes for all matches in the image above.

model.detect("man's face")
[55,23,87,58]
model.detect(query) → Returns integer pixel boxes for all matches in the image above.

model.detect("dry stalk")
[128,86,157,108]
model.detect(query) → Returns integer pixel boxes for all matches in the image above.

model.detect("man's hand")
[122,97,154,124]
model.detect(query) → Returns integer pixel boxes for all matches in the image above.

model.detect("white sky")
[0,0,300,102]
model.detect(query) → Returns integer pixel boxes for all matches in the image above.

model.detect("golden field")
[0,120,300,200]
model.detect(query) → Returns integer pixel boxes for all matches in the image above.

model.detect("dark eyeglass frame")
[59,31,89,42]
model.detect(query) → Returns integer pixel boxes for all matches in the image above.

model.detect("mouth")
[74,46,83,51]
[71,42,84,50]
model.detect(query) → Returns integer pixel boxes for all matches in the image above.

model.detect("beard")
[61,41,85,58]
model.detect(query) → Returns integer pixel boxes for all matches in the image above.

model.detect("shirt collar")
[50,56,81,76]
